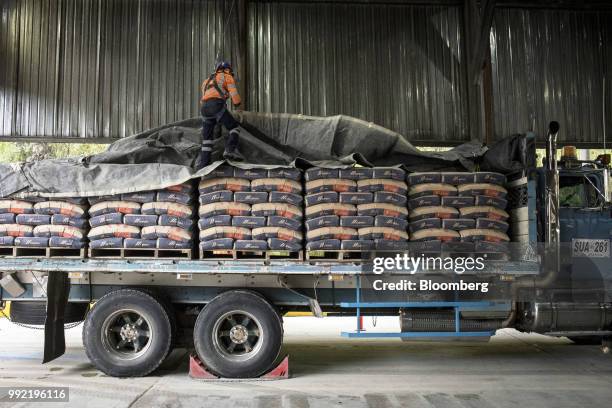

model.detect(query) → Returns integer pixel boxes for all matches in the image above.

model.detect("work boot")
[194,151,211,171]
[223,147,244,162]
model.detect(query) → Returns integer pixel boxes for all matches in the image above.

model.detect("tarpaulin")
[0,112,529,198]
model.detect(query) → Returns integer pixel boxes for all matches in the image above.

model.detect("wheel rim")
[101,309,153,360]
[212,310,263,361]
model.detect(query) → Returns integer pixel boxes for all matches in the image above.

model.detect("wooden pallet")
[0,246,86,258]
[199,249,303,262]
[88,247,193,259]
[305,250,369,263]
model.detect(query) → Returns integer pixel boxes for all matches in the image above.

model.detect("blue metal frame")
[340,276,497,339]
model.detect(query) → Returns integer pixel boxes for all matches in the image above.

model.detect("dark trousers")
[200,99,240,167]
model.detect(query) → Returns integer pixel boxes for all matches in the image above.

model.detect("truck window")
[559,176,599,207]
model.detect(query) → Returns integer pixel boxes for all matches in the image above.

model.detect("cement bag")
[408,195,441,209]
[234,192,269,204]
[339,168,373,180]
[164,183,194,194]
[374,192,406,206]
[199,202,251,218]
[409,206,458,221]
[267,216,301,231]
[474,240,510,252]
[441,172,474,185]
[269,192,302,206]
[340,216,374,228]
[14,237,48,247]
[357,203,408,218]
[409,218,441,232]
[305,192,339,206]
[121,192,156,203]
[341,240,375,250]
[251,178,302,194]
[306,203,356,219]
[441,196,475,208]
[442,218,476,230]
[158,238,191,249]
[252,227,303,242]
[411,228,460,242]
[157,191,193,205]
[90,213,124,227]
[88,195,122,205]
[457,183,507,198]
[375,240,409,250]
[476,218,509,232]
[124,238,156,248]
[142,202,193,218]
[358,227,409,241]
[198,177,250,194]
[52,214,87,229]
[357,179,408,195]
[48,224,84,243]
[89,201,140,217]
[34,201,86,217]
[306,227,358,241]
[268,168,301,180]
[199,190,234,204]
[340,192,373,205]
[0,200,34,214]
[305,168,339,181]
[305,179,356,194]
[408,183,456,198]
[90,238,123,248]
[268,238,302,251]
[200,238,234,250]
[374,216,408,231]
[19,195,48,203]
[459,229,510,242]
[232,216,267,228]
[407,172,441,185]
[89,224,140,240]
[0,236,14,245]
[442,242,475,253]
[459,206,509,221]
[372,167,406,180]
[0,224,33,237]
[199,226,252,240]
[201,165,234,179]
[158,215,193,229]
[198,215,232,229]
[124,214,158,227]
[474,195,507,209]
[15,214,50,226]
[305,215,339,230]
[234,168,268,180]
[252,203,302,219]
[306,239,341,250]
[0,213,15,224]
[235,240,268,250]
[474,172,506,185]
[49,236,84,248]
[141,226,192,242]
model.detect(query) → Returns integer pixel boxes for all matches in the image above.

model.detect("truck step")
[88,247,193,259]
[199,249,303,262]
[306,250,366,263]
[0,246,86,258]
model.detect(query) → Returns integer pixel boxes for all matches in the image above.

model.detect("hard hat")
[215,61,232,71]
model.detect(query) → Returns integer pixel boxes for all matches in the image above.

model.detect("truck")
[1,122,611,379]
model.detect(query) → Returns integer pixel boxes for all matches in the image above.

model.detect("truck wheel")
[193,290,283,378]
[82,289,172,377]
[10,301,88,325]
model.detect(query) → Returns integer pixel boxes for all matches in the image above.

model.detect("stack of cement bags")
[408,172,510,253]
[0,197,87,249]
[198,166,303,253]
[87,183,194,251]
[304,167,409,252]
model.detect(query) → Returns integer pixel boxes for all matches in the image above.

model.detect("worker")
[196,61,243,170]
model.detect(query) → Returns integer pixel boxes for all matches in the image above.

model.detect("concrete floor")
[0,316,611,408]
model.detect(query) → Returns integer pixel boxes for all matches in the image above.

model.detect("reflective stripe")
[229,128,240,135]
[202,140,214,145]
[201,147,213,152]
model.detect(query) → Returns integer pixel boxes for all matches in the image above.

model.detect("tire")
[82,289,172,377]
[10,301,88,325]
[568,336,603,345]
[193,290,283,378]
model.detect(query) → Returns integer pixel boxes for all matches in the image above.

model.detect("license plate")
[572,239,610,258]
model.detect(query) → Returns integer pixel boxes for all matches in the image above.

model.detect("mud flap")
[43,271,70,363]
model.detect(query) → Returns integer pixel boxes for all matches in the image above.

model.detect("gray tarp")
[0,112,525,198]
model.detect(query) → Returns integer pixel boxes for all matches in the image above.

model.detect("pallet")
[88,247,193,259]
[305,250,369,263]
[199,249,303,262]
[0,246,86,258]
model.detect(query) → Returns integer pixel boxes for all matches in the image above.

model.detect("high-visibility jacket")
[201,70,241,106]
